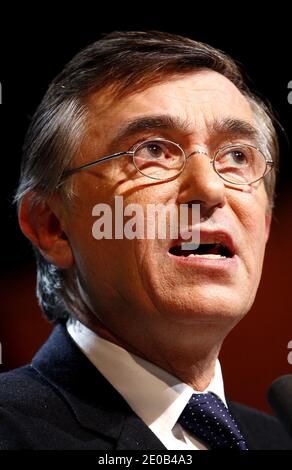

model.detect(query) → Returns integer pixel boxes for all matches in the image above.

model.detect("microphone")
[267,375,292,437]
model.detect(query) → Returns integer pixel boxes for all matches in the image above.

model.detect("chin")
[154,286,252,325]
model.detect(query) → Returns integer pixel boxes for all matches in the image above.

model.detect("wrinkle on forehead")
[87,70,251,116]
[84,70,255,152]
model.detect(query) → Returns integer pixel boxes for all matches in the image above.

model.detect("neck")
[74,310,227,391]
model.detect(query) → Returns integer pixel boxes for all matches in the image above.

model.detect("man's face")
[64,70,271,339]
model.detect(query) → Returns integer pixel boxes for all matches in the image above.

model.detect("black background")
[0,5,291,273]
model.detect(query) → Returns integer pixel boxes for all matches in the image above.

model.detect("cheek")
[229,188,269,260]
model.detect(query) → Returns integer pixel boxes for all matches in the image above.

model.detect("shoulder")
[0,365,77,449]
[0,361,158,451]
[228,400,292,450]
[0,364,58,409]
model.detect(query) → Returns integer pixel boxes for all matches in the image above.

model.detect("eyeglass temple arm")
[61,151,133,178]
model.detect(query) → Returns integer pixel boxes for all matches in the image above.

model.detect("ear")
[18,192,74,269]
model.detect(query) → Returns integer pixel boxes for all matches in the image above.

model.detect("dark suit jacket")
[0,324,291,450]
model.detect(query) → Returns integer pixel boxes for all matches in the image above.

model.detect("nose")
[177,149,226,218]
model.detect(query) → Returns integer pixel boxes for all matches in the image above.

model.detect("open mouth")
[168,242,233,259]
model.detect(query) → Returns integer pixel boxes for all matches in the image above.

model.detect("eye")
[133,139,185,180]
[214,145,267,184]
[142,142,170,160]
[216,146,254,171]
[225,149,248,165]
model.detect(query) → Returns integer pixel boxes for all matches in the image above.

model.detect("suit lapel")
[32,323,166,450]
[116,413,166,450]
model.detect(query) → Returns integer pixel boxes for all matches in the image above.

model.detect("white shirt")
[67,319,227,450]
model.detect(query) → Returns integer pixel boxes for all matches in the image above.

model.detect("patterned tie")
[178,392,248,450]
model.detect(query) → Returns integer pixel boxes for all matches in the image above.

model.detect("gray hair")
[15,31,279,322]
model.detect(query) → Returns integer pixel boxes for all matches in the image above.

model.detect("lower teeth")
[187,253,226,259]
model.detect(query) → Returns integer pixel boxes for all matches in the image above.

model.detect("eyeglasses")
[61,138,274,185]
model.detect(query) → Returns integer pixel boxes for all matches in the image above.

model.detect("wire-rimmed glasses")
[61,138,274,185]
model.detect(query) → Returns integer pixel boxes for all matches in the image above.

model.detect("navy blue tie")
[178,392,248,450]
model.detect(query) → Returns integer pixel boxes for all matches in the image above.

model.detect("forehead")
[83,70,256,158]
[86,70,254,136]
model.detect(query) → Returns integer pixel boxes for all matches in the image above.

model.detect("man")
[0,30,291,450]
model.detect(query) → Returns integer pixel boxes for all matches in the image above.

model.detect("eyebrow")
[108,114,261,150]
[108,115,192,150]
[211,117,261,143]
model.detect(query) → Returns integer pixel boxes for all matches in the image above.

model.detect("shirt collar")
[67,319,227,436]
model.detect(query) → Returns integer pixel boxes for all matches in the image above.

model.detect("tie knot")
[178,392,248,450]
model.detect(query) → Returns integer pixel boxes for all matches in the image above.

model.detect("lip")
[168,229,237,255]
[167,251,238,270]
[167,229,238,269]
